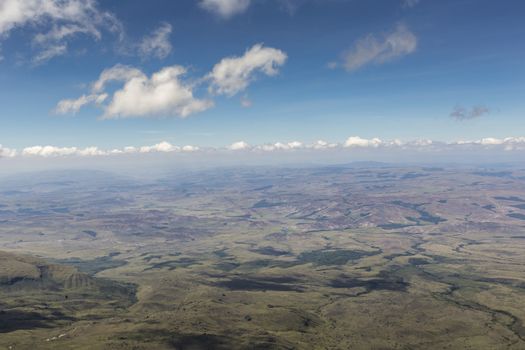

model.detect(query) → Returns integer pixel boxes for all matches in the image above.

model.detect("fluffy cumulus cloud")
[55,64,143,114]
[56,64,214,118]
[344,136,383,148]
[56,44,287,118]
[334,23,417,72]
[220,136,525,154]
[138,22,172,59]
[139,141,179,153]
[208,44,287,96]
[19,141,200,158]
[103,66,213,118]
[452,137,525,151]
[256,141,303,152]
[199,0,251,18]
[21,145,106,157]
[0,0,121,64]
[2,136,525,159]
[450,105,490,121]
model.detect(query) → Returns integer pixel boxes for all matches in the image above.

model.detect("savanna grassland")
[1,165,525,349]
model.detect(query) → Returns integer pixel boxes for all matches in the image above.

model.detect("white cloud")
[91,64,145,93]
[256,141,303,151]
[182,145,199,152]
[57,44,286,118]
[77,147,106,156]
[56,64,214,118]
[389,139,404,147]
[137,142,199,154]
[0,144,16,157]
[123,146,137,153]
[208,43,287,96]
[19,141,201,158]
[479,137,504,146]
[3,136,525,159]
[55,93,107,114]
[344,136,383,148]
[22,145,107,157]
[450,137,525,151]
[32,44,67,65]
[311,140,338,150]
[229,141,250,150]
[287,141,303,149]
[104,66,214,118]
[22,145,82,157]
[139,141,179,153]
[138,22,172,59]
[0,0,122,63]
[199,0,251,19]
[408,139,432,146]
[499,137,525,151]
[337,24,417,72]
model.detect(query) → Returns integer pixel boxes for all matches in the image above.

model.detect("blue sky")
[0,0,524,152]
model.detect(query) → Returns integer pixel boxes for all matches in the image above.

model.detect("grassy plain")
[1,166,525,349]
